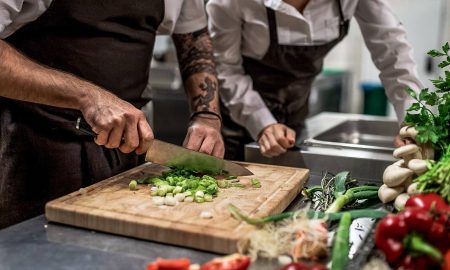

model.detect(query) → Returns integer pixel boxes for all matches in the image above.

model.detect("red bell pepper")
[375,207,449,270]
[277,262,327,270]
[146,258,191,270]
[444,249,450,270]
[405,193,450,213]
[200,254,250,270]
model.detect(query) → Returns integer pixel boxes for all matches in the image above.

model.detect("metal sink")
[304,119,399,152]
[245,113,398,183]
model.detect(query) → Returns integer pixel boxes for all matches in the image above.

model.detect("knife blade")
[75,117,253,176]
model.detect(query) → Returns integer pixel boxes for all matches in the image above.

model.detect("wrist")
[190,111,222,130]
[190,111,222,122]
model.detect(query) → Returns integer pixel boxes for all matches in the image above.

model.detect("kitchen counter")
[0,112,395,270]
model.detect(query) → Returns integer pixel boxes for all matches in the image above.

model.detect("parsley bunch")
[404,42,450,152]
[404,42,450,202]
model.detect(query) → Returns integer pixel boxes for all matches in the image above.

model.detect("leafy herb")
[404,42,450,202]
[404,42,450,149]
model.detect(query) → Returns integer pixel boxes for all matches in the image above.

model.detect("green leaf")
[419,88,430,100]
[406,87,417,98]
[438,61,450,68]
[443,42,450,54]
[425,92,439,106]
[428,49,446,57]
[404,113,421,125]
[416,126,439,144]
[406,102,421,112]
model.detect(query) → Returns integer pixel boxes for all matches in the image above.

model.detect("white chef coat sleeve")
[173,0,207,34]
[0,0,51,39]
[207,0,277,141]
[354,0,424,123]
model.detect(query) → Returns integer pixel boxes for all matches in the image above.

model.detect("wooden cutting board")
[45,162,309,254]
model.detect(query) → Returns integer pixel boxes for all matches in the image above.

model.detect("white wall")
[324,0,450,116]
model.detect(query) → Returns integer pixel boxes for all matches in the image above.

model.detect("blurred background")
[143,0,450,145]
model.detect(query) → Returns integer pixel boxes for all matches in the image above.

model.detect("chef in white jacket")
[207,0,423,160]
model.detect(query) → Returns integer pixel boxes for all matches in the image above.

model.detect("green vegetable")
[251,179,261,188]
[333,171,350,199]
[195,197,205,203]
[403,42,450,202]
[325,185,379,213]
[129,180,137,190]
[228,204,388,226]
[331,212,351,270]
[204,194,213,202]
[303,185,323,198]
[226,175,237,180]
[173,186,183,194]
[304,171,378,212]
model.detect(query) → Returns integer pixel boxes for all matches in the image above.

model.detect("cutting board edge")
[45,162,310,254]
[45,201,253,254]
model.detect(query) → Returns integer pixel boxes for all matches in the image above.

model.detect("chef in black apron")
[0,0,223,228]
[207,0,424,161]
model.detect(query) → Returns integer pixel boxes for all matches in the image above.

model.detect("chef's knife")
[75,117,253,176]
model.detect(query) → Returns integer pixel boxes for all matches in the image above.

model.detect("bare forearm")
[0,40,108,111]
[172,28,220,116]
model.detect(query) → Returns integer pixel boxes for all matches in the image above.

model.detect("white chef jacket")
[207,0,423,140]
[0,0,207,39]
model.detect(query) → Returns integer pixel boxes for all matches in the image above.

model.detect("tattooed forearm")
[192,77,217,111]
[172,27,217,81]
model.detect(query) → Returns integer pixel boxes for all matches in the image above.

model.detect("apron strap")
[336,0,345,25]
[266,0,346,44]
[266,8,278,44]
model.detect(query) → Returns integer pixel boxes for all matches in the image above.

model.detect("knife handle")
[75,117,127,144]
[76,117,97,137]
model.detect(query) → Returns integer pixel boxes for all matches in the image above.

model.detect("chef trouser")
[0,107,142,229]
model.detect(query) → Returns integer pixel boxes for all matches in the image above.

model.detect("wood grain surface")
[45,162,309,254]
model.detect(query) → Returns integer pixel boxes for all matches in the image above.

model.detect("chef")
[207,0,423,160]
[0,0,224,228]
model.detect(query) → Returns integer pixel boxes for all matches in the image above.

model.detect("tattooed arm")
[172,27,224,157]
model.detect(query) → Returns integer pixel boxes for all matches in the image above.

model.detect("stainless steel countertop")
[0,112,394,270]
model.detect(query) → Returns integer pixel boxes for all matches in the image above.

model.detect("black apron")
[0,0,164,228]
[221,0,350,161]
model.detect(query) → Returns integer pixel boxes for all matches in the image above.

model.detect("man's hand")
[81,90,154,155]
[183,115,224,158]
[258,124,296,157]
[0,40,153,155]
